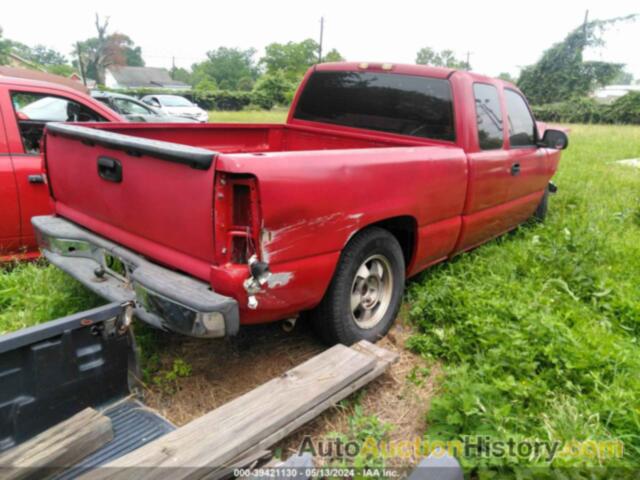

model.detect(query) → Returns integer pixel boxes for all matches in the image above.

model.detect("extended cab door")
[0,92,21,256]
[456,82,512,251]
[501,89,549,226]
[3,86,111,252]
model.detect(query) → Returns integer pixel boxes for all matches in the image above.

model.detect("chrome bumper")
[31,215,239,338]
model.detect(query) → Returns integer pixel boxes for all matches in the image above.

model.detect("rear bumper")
[31,215,239,338]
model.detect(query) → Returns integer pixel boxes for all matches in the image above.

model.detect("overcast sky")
[2,0,638,79]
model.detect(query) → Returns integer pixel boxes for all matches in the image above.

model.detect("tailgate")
[44,124,218,277]
[0,303,174,476]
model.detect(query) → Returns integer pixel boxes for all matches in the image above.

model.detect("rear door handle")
[510,162,521,176]
[97,156,122,183]
[28,174,45,184]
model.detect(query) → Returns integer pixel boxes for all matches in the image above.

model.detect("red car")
[33,62,567,344]
[0,76,122,261]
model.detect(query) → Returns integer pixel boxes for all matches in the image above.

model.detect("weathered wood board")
[81,342,379,480]
[212,340,398,478]
[0,407,113,480]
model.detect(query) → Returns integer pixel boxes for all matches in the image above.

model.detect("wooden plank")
[80,343,376,480]
[212,341,398,478]
[0,407,113,480]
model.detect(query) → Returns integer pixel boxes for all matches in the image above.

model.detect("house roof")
[0,66,88,93]
[107,66,188,88]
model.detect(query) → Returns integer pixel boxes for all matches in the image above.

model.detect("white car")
[141,94,208,123]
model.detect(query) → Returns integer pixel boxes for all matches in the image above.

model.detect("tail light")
[214,173,261,264]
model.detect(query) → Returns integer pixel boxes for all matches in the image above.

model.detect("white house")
[592,84,640,103]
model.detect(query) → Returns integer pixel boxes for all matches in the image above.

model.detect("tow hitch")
[243,254,271,309]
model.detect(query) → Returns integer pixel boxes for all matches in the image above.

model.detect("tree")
[28,45,68,66]
[194,77,217,93]
[237,76,254,91]
[497,72,516,83]
[75,14,145,83]
[252,70,294,108]
[170,66,192,84]
[610,70,634,85]
[261,39,321,80]
[191,47,257,90]
[323,49,344,62]
[0,27,11,65]
[0,28,74,74]
[415,47,469,69]
[517,15,636,104]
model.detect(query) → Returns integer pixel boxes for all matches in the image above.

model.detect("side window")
[113,98,151,115]
[11,92,106,154]
[473,83,503,150]
[505,89,536,147]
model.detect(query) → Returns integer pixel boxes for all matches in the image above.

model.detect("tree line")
[1,14,637,114]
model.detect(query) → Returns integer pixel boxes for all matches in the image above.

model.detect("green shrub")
[252,71,295,110]
[602,91,640,124]
[532,93,640,125]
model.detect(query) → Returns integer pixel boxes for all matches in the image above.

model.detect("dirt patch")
[141,315,437,465]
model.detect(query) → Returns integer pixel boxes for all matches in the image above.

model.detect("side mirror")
[539,129,568,150]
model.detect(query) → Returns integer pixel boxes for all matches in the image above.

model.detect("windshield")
[294,71,455,141]
[158,95,193,107]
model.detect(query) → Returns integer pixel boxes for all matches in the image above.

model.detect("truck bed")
[76,122,423,154]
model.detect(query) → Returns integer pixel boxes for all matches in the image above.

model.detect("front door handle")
[97,156,122,183]
[28,174,45,184]
[510,162,521,176]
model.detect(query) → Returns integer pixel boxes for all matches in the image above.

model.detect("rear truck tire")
[311,227,405,345]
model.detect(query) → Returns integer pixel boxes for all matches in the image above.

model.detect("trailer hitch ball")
[244,255,272,309]
[247,295,259,310]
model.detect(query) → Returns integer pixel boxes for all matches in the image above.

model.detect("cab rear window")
[294,71,455,142]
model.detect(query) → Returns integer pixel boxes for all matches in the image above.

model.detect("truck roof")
[0,74,89,94]
[0,75,125,122]
[313,61,517,89]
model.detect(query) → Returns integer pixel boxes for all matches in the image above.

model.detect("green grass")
[407,124,640,474]
[0,261,102,334]
[208,108,288,123]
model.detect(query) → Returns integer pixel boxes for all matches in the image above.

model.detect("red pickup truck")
[33,62,567,344]
[0,76,122,261]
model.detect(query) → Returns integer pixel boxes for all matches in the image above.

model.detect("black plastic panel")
[0,304,131,451]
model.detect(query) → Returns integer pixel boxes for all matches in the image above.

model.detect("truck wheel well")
[367,216,416,269]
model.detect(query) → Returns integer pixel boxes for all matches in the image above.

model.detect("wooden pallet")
[81,340,398,480]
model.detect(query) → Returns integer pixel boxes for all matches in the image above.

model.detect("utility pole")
[465,51,472,70]
[582,9,590,42]
[318,16,324,63]
[76,42,87,87]
[171,56,176,79]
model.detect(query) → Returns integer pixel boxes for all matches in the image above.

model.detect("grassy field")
[0,123,638,474]
[208,108,288,123]
[407,124,640,473]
